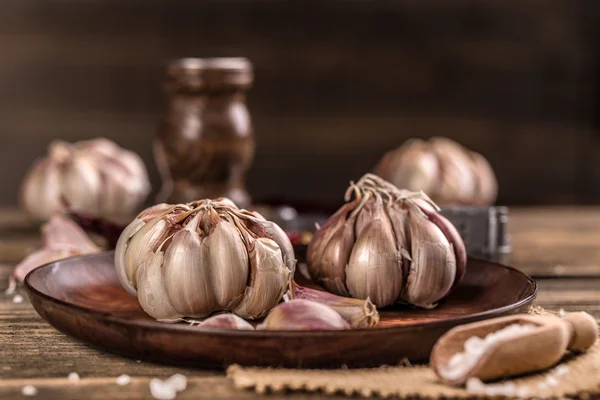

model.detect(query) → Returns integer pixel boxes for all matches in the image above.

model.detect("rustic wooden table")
[1,207,599,399]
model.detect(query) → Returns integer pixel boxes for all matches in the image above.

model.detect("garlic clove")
[402,208,456,308]
[258,299,350,330]
[136,251,182,320]
[233,237,290,319]
[203,215,249,310]
[291,282,379,328]
[124,217,175,290]
[418,207,467,288]
[346,198,403,307]
[243,216,297,276]
[11,215,101,286]
[386,204,411,285]
[162,228,216,318]
[197,313,255,330]
[354,198,375,240]
[317,220,354,297]
[306,201,354,281]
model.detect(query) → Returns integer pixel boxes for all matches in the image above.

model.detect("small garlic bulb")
[374,137,497,205]
[20,138,150,223]
[115,198,295,321]
[307,174,467,308]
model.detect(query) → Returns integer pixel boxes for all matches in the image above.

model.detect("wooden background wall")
[0,0,599,207]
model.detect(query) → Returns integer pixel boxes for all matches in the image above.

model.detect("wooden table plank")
[510,207,600,277]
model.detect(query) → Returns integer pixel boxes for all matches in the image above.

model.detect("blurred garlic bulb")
[20,138,150,223]
[374,137,497,205]
[307,174,467,308]
[115,198,295,321]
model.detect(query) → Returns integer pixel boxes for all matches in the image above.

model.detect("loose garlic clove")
[233,237,290,319]
[136,251,182,320]
[258,299,350,330]
[291,282,379,328]
[10,215,101,289]
[197,314,254,330]
[346,198,404,307]
[401,207,456,308]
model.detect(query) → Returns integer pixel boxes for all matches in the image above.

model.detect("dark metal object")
[154,57,255,208]
[440,206,511,264]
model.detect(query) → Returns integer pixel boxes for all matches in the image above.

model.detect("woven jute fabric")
[227,307,600,399]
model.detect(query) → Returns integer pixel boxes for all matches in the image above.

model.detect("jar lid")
[165,57,253,92]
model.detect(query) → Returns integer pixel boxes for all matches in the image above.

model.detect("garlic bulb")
[374,137,497,205]
[20,138,151,223]
[307,174,467,308]
[115,198,295,321]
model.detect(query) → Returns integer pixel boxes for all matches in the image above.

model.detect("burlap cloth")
[227,307,600,399]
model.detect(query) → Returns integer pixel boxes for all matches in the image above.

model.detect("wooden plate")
[24,252,536,369]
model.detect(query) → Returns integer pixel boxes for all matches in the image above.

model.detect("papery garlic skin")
[374,137,497,206]
[307,174,466,309]
[290,282,379,328]
[115,198,295,321]
[20,138,151,223]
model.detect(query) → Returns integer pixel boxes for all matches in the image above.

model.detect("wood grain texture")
[0,207,599,399]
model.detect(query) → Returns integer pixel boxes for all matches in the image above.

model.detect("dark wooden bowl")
[23,251,536,369]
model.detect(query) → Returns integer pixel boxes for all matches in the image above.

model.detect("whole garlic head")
[306,174,467,308]
[20,138,151,223]
[115,198,295,321]
[374,137,497,206]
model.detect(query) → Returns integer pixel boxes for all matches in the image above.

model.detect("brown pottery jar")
[154,57,255,208]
